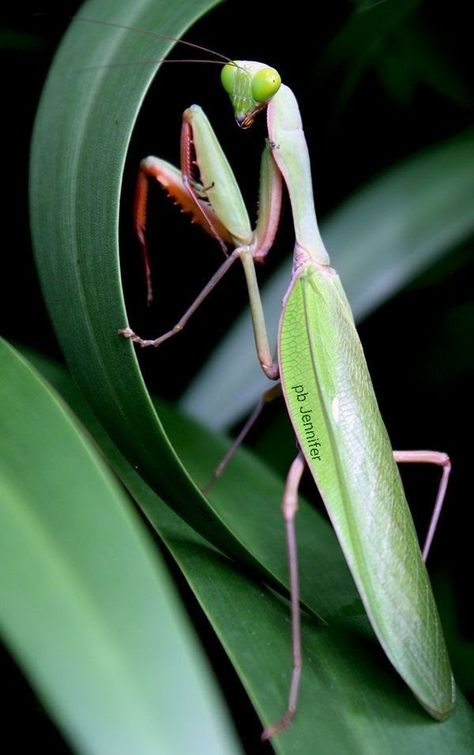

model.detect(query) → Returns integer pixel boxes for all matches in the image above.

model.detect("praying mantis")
[119,58,455,738]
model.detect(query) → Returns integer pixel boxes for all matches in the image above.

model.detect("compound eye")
[251,67,281,103]
[221,62,238,94]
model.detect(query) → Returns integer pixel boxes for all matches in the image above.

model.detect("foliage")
[0,0,472,751]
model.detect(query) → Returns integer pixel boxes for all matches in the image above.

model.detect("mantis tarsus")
[120,58,455,739]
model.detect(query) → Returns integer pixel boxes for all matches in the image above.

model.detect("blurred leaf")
[350,0,390,10]
[320,0,470,108]
[182,131,474,429]
[376,24,471,106]
[0,339,240,755]
[0,29,46,51]
[433,574,474,699]
[425,301,474,384]
[25,346,474,753]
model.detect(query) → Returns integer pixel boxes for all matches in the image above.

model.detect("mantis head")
[221,60,281,128]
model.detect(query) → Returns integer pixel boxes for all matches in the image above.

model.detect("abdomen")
[278,262,454,720]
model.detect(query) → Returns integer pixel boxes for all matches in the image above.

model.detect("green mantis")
[120,59,454,738]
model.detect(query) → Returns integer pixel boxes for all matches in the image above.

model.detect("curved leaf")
[0,339,240,755]
[29,0,267,570]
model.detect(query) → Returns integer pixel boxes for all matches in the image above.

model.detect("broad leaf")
[29,0,264,568]
[25,347,474,754]
[0,339,240,755]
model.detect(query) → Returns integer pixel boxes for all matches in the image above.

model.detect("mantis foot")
[118,327,157,348]
[261,709,295,741]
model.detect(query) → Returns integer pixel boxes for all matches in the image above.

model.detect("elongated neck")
[267,85,330,266]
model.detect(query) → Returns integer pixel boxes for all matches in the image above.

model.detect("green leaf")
[182,131,474,428]
[25,347,474,754]
[28,0,473,747]
[29,0,267,570]
[0,339,240,755]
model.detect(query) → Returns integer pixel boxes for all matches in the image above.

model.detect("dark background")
[1,1,473,750]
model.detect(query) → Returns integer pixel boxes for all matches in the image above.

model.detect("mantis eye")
[221,62,237,94]
[251,67,281,103]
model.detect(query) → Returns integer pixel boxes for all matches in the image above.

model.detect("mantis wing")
[278,262,455,720]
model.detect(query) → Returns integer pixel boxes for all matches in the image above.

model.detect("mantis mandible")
[120,59,455,738]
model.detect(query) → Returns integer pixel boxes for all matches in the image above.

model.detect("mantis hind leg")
[203,383,282,492]
[262,451,304,741]
[393,450,451,561]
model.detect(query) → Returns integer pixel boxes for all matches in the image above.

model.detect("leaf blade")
[0,339,241,755]
[25,347,474,754]
[29,0,264,568]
